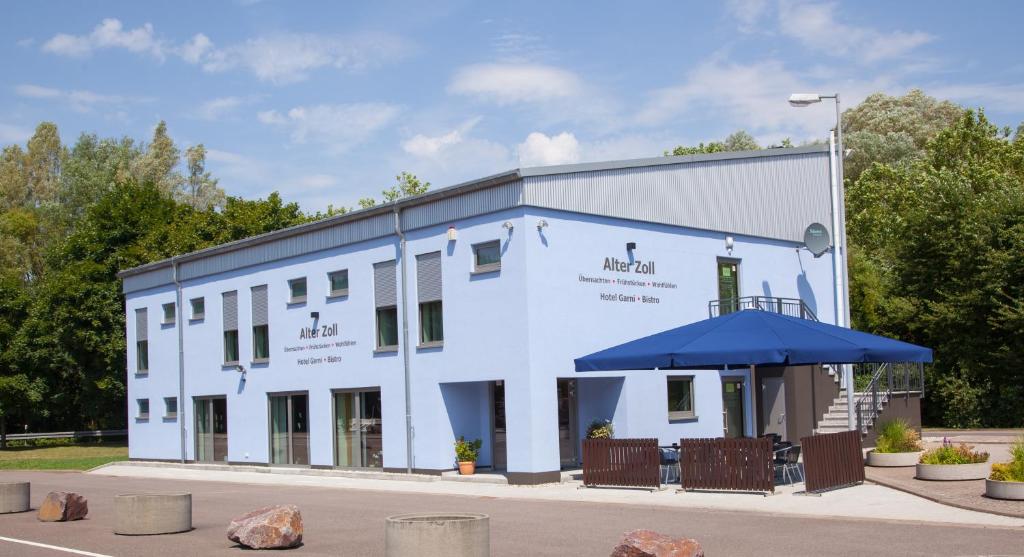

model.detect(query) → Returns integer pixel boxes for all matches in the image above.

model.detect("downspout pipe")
[172,257,186,463]
[394,208,413,474]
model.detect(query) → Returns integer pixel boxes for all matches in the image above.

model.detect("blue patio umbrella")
[574,309,932,372]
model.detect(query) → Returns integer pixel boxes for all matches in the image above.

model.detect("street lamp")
[789,92,855,430]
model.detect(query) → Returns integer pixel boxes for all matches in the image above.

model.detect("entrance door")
[334,389,383,468]
[491,381,506,470]
[194,397,227,462]
[762,377,787,441]
[721,379,746,438]
[269,393,309,465]
[717,260,740,314]
[557,379,579,467]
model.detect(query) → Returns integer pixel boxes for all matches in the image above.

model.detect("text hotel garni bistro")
[579,256,677,304]
[119,145,840,484]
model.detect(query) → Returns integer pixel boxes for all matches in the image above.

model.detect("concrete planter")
[915,461,990,481]
[985,479,1024,500]
[114,493,192,535]
[0,482,30,514]
[386,512,489,557]
[866,450,923,467]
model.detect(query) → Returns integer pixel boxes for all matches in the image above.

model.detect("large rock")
[611,529,704,557]
[37,491,88,522]
[227,505,303,549]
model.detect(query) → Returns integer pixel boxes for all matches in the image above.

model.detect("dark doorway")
[269,392,309,465]
[717,259,740,314]
[557,378,579,467]
[194,396,227,462]
[491,381,506,470]
[334,389,383,468]
[722,379,746,438]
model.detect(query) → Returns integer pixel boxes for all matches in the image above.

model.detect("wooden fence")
[581,438,661,489]
[679,437,774,493]
[800,430,865,493]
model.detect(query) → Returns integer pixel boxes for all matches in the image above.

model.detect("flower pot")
[986,478,1024,500]
[915,460,990,481]
[866,450,923,467]
[458,461,476,476]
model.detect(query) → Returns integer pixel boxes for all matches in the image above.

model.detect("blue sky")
[2,0,1022,210]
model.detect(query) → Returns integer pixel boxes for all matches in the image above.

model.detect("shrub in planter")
[915,438,990,480]
[586,419,614,440]
[866,419,923,467]
[454,436,482,476]
[986,437,1024,500]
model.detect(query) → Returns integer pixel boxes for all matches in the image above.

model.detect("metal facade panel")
[401,181,523,231]
[373,260,397,308]
[251,285,268,326]
[178,213,394,282]
[123,267,175,294]
[416,251,443,302]
[521,152,832,243]
[135,308,148,341]
[222,291,238,331]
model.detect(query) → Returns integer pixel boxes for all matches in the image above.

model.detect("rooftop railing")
[708,296,818,321]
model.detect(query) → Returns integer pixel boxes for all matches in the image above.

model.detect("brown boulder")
[611,529,704,557]
[227,504,303,549]
[37,491,88,522]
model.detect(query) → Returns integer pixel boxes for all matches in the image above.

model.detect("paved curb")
[866,477,1024,520]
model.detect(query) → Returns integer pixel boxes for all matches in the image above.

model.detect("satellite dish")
[803,223,831,257]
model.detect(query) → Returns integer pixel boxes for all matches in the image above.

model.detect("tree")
[24,122,64,205]
[357,172,430,209]
[133,121,183,197]
[182,144,225,210]
[666,130,762,156]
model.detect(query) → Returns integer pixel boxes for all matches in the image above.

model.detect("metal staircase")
[815,363,925,436]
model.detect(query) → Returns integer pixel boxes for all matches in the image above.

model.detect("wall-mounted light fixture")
[235,363,247,382]
[447,226,458,241]
[310,311,319,320]
[725,236,735,255]
[626,242,637,252]
[502,221,514,231]
[536,219,548,231]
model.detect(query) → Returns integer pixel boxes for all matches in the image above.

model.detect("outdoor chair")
[774,445,803,485]
[659,447,680,484]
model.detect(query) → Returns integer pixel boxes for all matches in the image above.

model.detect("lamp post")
[789,92,855,431]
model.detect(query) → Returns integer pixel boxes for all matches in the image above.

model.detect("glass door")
[557,379,579,467]
[194,397,227,462]
[269,393,309,465]
[718,260,740,314]
[491,381,506,470]
[722,379,746,438]
[334,389,383,468]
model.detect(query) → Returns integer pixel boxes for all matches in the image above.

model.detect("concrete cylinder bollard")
[385,513,489,557]
[0,482,30,514]
[114,493,192,535]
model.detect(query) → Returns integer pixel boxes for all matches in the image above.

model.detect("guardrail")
[2,429,127,441]
[708,296,818,321]
[800,430,865,493]
[679,437,774,494]
[582,438,661,490]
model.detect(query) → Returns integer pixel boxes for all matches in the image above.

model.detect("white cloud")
[196,32,410,84]
[517,132,581,166]
[42,18,165,59]
[194,96,260,121]
[14,83,148,113]
[259,103,402,151]
[287,174,338,191]
[776,1,932,62]
[448,63,582,104]
[0,123,33,144]
[401,117,482,158]
[929,82,1024,113]
[727,0,770,33]
[179,33,213,64]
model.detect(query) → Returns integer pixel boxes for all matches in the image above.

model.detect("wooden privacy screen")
[800,430,865,493]
[582,438,661,489]
[679,437,774,493]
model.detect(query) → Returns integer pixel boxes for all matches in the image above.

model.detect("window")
[419,301,443,344]
[667,376,695,420]
[223,291,239,364]
[253,325,270,361]
[190,297,205,320]
[162,302,176,324]
[717,259,740,315]
[328,270,349,297]
[137,399,150,420]
[288,277,307,304]
[251,285,269,362]
[134,308,149,373]
[164,397,178,419]
[473,240,501,273]
[376,307,398,349]
[416,251,443,346]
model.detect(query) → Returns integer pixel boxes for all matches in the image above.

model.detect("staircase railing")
[855,362,925,433]
[708,296,818,321]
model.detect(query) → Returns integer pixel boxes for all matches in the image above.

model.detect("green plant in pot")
[866,419,924,467]
[915,438,990,481]
[455,436,482,475]
[987,436,1024,500]
[586,419,614,439]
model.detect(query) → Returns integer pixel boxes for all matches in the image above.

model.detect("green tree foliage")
[666,130,762,156]
[183,144,226,211]
[358,171,431,208]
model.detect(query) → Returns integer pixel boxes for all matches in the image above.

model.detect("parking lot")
[0,470,1022,556]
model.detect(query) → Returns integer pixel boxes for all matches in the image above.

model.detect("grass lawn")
[0,441,128,471]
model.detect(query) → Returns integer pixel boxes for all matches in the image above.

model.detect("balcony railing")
[708,296,818,321]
